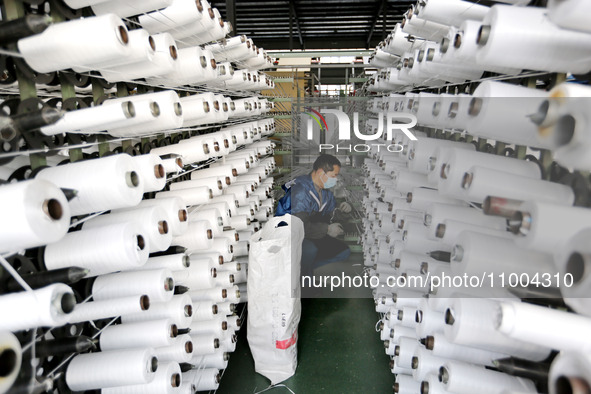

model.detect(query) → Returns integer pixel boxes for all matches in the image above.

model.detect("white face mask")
[322,171,337,188]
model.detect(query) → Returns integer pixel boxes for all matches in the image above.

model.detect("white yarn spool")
[179,382,195,394]
[466,81,549,147]
[392,170,430,194]
[192,350,229,370]
[390,325,418,345]
[0,331,22,393]
[122,294,193,329]
[189,256,216,269]
[201,201,231,226]
[172,263,215,290]
[550,100,591,171]
[451,231,556,278]
[213,62,235,84]
[155,334,194,363]
[101,32,178,82]
[170,1,216,40]
[227,313,242,331]
[412,346,448,381]
[44,223,149,277]
[130,154,166,193]
[151,139,212,168]
[415,0,489,27]
[438,148,541,198]
[395,210,424,230]
[171,220,213,251]
[91,0,174,17]
[138,197,188,237]
[548,0,591,34]
[396,336,422,369]
[180,95,213,127]
[407,137,474,175]
[191,164,236,184]
[443,298,551,360]
[65,348,158,391]
[99,319,177,351]
[403,222,450,255]
[209,94,230,124]
[548,351,591,394]
[189,334,219,355]
[408,188,466,212]
[217,159,250,176]
[83,28,155,73]
[441,360,537,394]
[415,306,445,338]
[395,251,425,273]
[426,204,506,237]
[211,193,240,219]
[425,333,508,367]
[462,166,575,205]
[193,252,224,266]
[0,284,74,331]
[225,285,242,303]
[156,186,212,207]
[216,301,236,316]
[171,177,223,196]
[40,103,138,138]
[189,318,227,335]
[96,29,158,82]
[67,294,150,324]
[397,306,419,329]
[141,254,190,272]
[435,219,511,246]
[497,300,591,353]
[197,238,233,262]
[394,374,421,394]
[213,270,235,288]
[92,269,175,302]
[219,230,239,245]
[383,24,415,56]
[451,20,521,75]
[83,206,171,253]
[393,289,424,310]
[102,361,181,394]
[219,332,237,352]
[18,14,131,73]
[36,154,144,216]
[421,373,450,394]
[403,14,450,43]
[391,357,414,375]
[514,201,591,254]
[0,179,70,253]
[159,156,184,176]
[183,368,220,391]
[554,229,591,316]
[139,0,204,33]
[422,48,485,84]
[475,5,591,74]
[162,46,216,85]
[188,287,227,303]
[107,91,184,137]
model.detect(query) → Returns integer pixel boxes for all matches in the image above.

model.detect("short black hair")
[313,154,342,172]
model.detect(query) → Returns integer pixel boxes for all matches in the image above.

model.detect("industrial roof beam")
[289,0,305,49]
[225,0,236,34]
[366,0,386,48]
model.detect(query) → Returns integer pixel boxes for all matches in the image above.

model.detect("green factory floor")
[217,256,393,394]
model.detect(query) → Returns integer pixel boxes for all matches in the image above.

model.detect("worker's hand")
[327,223,345,238]
[338,202,352,213]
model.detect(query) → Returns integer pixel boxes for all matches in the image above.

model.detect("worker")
[278,154,352,284]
